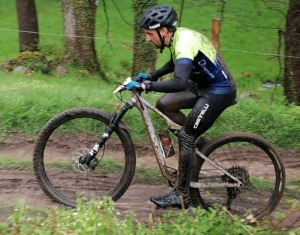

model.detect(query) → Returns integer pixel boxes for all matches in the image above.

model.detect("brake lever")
[113,77,134,94]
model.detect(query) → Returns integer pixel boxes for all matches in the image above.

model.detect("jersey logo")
[198,59,215,78]
[194,104,209,129]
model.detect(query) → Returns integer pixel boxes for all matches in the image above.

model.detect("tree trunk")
[284,0,300,105]
[61,0,105,77]
[132,1,157,77]
[15,0,39,52]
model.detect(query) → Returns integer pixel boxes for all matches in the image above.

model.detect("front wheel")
[190,132,285,220]
[33,107,136,208]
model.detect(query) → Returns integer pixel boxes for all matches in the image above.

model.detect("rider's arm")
[144,58,193,92]
[148,59,174,81]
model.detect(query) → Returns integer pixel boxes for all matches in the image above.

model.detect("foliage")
[0,0,288,79]
[207,97,300,149]
[63,0,101,74]
[1,197,298,235]
[0,154,165,185]
[284,0,300,105]
[0,73,299,149]
[0,51,51,74]
[0,2,298,234]
[0,71,300,149]
[132,0,157,76]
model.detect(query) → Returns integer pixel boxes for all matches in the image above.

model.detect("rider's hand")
[137,72,148,79]
[133,72,149,82]
[127,81,142,90]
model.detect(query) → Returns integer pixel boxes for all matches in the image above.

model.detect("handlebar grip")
[131,86,144,93]
[132,76,144,83]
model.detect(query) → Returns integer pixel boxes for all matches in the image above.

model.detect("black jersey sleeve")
[148,59,174,81]
[147,63,193,92]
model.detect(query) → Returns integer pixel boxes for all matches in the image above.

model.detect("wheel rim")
[35,113,133,207]
[193,135,284,219]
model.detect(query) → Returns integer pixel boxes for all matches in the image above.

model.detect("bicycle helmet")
[140,5,178,53]
[140,5,178,30]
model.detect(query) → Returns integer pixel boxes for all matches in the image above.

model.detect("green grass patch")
[46,159,166,184]
[1,197,298,235]
[0,156,289,192]
[0,156,165,185]
[249,177,274,190]
[0,1,296,150]
[283,179,300,200]
[0,0,286,76]
[1,72,299,149]
[0,156,32,170]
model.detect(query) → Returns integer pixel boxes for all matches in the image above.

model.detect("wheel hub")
[225,166,249,190]
[223,166,250,208]
[71,148,90,172]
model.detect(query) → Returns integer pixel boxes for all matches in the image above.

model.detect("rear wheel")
[190,132,285,220]
[33,107,136,207]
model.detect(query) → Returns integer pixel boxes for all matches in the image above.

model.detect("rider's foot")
[150,189,191,209]
[195,136,209,150]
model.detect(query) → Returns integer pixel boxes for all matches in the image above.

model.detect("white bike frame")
[127,92,243,188]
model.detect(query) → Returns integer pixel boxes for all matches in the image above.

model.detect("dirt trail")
[0,134,177,221]
[1,135,300,228]
[0,166,170,220]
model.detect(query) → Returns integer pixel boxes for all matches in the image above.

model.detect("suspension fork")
[83,102,133,166]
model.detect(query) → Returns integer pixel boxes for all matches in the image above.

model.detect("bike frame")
[84,91,243,188]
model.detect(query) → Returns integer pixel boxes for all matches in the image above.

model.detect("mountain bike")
[33,77,285,220]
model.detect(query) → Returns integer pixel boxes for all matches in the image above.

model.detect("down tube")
[132,95,178,184]
[139,105,167,168]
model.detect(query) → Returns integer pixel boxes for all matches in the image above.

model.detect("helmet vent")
[140,5,178,29]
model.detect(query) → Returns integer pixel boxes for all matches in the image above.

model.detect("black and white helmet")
[140,5,178,30]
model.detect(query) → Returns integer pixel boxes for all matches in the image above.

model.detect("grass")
[0,0,286,77]
[0,155,293,195]
[1,72,300,149]
[3,197,298,235]
[0,0,295,202]
[1,1,296,149]
[0,156,33,169]
[249,177,275,190]
[0,155,165,184]
[283,179,300,200]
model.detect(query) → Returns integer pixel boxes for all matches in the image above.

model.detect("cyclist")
[127,5,237,209]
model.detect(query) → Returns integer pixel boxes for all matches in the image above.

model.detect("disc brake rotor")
[71,147,90,172]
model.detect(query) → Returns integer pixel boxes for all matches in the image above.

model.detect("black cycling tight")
[155,81,236,193]
[155,81,236,147]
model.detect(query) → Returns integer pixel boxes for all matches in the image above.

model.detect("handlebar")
[113,77,144,94]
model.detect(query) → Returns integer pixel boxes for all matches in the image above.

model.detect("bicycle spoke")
[34,108,136,207]
[191,132,285,219]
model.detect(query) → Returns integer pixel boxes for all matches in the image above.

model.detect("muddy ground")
[0,134,300,229]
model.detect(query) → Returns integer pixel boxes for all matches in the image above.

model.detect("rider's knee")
[155,99,165,113]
